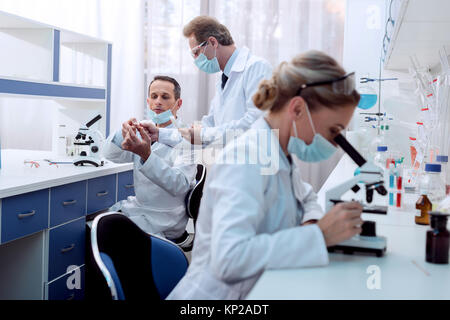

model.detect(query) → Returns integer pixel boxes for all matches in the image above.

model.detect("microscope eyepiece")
[333,134,367,167]
[376,185,388,196]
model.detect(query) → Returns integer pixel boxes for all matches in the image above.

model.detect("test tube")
[396,192,402,208]
[395,166,403,208]
[388,162,396,207]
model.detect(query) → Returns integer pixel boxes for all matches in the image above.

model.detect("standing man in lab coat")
[103,76,197,249]
[142,16,273,147]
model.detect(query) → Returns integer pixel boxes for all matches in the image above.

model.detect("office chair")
[172,164,207,252]
[90,212,188,300]
[185,164,207,226]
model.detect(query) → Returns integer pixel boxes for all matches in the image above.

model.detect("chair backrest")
[150,235,189,299]
[185,164,207,222]
[90,212,188,300]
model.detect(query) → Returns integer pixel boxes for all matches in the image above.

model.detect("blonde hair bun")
[253,79,278,111]
[252,50,360,113]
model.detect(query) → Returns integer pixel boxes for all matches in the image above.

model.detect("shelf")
[384,0,450,71]
[59,42,108,88]
[0,10,110,87]
[0,27,54,82]
[0,10,109,43]
[0,10,112,143]
[0,77,105,100]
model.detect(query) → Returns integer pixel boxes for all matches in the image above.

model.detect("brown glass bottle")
[426,212,449,264]
[415,194,432,225]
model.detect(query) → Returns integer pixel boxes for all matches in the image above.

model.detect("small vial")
[389,192,394,206]
[397,176,402,190]
[426,212,449,264]
[396,192,402,208]
[389,174,395,188]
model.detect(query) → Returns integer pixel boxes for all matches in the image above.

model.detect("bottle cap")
[436,155,449,163]
[377,146,388,152]
[429,211,449,229]
[425,163,442,173]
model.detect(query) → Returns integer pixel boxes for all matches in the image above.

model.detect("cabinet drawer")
[50,181,87,227]
[48,218,85,281]
[1,189,49,243]
[47,266,85,300]
[117,170,135,201]
[87,175,116,214]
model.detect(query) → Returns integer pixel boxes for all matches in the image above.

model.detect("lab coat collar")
[229,47,250,74]
[252,116,292,173]
[223,48,240,77]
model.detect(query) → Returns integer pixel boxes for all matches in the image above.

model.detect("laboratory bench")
[247,154,450,300]
[0,149,134,300]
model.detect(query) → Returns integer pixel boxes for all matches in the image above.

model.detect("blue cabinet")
[47,266,85,300]
[50,181,87,227]
[87,174,116,213]
[48,218,85,281]
[117,170,135,201]
[1,189,49,243]
[0,167,131,299]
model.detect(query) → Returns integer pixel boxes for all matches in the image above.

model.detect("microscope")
[73,115,105,167]
[326,134,388,257]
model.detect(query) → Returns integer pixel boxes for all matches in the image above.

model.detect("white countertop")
[246,155,450,300]
[0,149,133,198]
[247,222,450,300]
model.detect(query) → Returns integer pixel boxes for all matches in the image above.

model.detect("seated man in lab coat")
[103,76,197,248]
[142,16,273,147]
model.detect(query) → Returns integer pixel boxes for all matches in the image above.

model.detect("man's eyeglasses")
[296,72,356,96]
[190,41,207,58]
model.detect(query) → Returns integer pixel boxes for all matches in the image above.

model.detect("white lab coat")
[102,124,197,240]
[158,47,273,146]
[167,117,329,300]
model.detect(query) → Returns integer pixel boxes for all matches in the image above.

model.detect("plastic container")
[374,146,389,170]
[415,164,446,225]
[368,129,383,160]
[436,155,449,195]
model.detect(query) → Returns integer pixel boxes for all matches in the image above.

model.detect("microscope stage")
[328,235,387,257]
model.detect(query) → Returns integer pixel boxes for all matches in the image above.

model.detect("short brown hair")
[149,75,181,100]
[183,16,234,46]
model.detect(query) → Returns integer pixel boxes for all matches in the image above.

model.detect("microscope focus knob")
[360,221,376,237]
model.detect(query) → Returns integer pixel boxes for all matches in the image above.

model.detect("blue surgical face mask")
[194,44,221,74]
[147,103,177,125]
[287,104,337,162]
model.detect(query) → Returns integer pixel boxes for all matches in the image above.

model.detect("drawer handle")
[66,293,75,301]
[18,210,36,219]
[124,184,134,189]
[96,191,109,197]
[63,200,77,206]
[61,244,75,253]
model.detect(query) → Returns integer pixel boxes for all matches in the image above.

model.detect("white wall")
[342,0,420,166]
[343,0,386,131]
